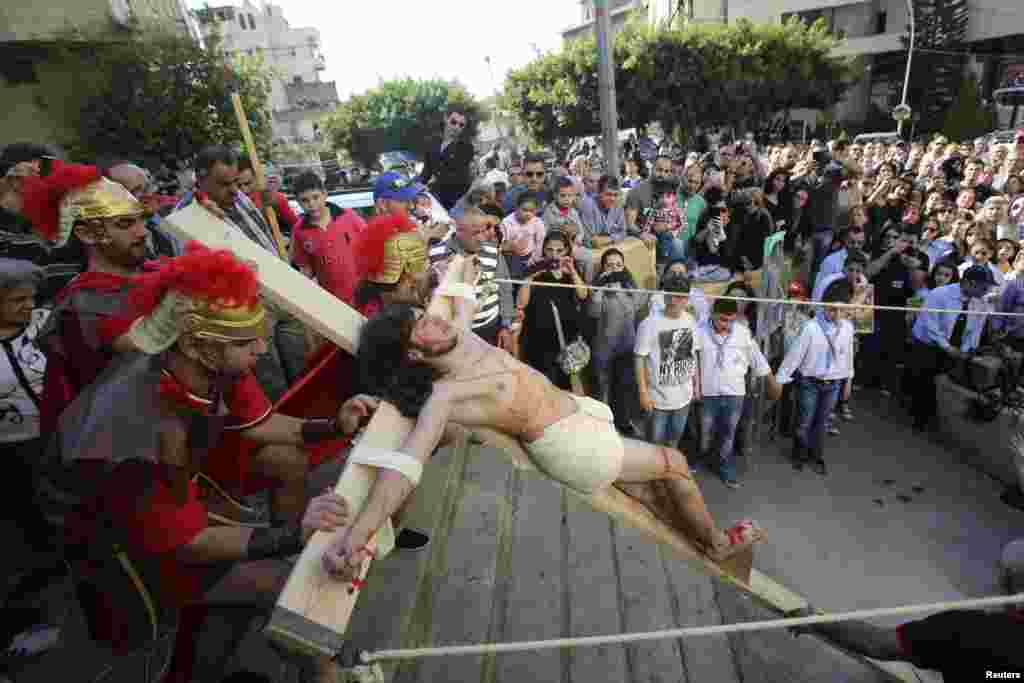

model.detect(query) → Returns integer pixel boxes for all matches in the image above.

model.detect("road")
[4,389,1022,682]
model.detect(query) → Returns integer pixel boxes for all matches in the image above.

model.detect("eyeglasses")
[525,171,545,178]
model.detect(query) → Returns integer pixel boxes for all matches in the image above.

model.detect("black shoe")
[1001,487,1024,512]
[395,528,430,551]
[810,459,827,475]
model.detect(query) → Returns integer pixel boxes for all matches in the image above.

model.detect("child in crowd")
[997,238,1019,276]
[543,176,592,279]
[635,273,699,449]
[651,258,710,322]
[776,279,856,475]
[695,298,780,488]
[499,194,546,279]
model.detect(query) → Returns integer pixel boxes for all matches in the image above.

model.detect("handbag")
[551,301,590,375]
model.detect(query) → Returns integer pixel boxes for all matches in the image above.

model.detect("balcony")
[832,31,903,57]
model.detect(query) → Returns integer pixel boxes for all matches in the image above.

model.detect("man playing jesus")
[321,261,766,580]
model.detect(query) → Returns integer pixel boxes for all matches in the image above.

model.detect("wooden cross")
[161,204,919,682]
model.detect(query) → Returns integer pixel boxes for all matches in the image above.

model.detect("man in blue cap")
[373,171,420,218]
[907,264,996,431]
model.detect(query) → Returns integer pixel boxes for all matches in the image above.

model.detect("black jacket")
[419,137,475,205]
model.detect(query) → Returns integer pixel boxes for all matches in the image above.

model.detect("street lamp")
[897,0,916,137]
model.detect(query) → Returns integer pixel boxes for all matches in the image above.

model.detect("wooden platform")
[340,439,916,683]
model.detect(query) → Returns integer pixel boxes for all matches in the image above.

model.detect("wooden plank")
[661,550,741,683]
[612,518,689,683]
[494,471,565,683]
[162,203,365,355]
[564,495,628,683]
[164,205,916,681]
[411,443,513,683]
[265,402,408,658]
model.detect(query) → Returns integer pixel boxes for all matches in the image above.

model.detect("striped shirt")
[428,236,513,330]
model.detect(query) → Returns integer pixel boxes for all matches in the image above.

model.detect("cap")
[374,172,419,202]
[962,264,996,286]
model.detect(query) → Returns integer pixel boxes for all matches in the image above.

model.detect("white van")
[853,132,903,145]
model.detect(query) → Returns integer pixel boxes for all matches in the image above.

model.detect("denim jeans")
[648,405,690,447]
[656,232,687,262]
[794,377,842,461]
[700,396,745,480]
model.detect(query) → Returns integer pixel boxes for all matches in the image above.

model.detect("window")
[876,11,887,35]
[291,48,297,57]
[0,57,38,85]
[248,14,256,30]
[238,13,245,28]
[293,75,303,84]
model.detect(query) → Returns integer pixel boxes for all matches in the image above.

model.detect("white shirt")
[635,311,698,411]
[776,316,855,383]
[651,287,710,324]
[695,321,771,397]
[0,309,48,442]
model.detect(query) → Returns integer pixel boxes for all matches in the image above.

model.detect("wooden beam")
[161,205,919,682]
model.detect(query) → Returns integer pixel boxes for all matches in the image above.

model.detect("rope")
[494,277,1024,317]
[361,593,1024,663]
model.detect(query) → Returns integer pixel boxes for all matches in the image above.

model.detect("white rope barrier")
[361,593,1024,663]
[492,276,1024,317]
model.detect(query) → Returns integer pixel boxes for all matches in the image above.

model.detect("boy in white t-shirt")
[695,298,780,488]
[635,273,699,447]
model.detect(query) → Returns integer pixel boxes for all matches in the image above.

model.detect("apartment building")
[1,0,198,143]
[196,0,339,143]
[562,0,1023,131]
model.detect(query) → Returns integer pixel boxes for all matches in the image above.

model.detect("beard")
[413,335,458,359]
[101,240,146,269]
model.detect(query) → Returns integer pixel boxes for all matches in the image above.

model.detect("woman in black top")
[515,231,588,389]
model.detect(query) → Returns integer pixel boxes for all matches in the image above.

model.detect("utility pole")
[720,0,728,23]
[897,0,916,137]
[594,0,620,175]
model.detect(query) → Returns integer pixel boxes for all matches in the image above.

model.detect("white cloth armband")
[349,448,424,486]
[437,282,476,302]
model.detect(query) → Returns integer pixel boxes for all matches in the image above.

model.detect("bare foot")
[708,520,766,562]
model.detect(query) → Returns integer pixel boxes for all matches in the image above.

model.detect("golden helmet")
[182,300,268,344]
[60,177,145,245]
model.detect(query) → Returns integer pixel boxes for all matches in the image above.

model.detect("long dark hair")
[357,303,443,418]
[598,247,637,289]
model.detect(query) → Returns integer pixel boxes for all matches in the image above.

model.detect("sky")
[187,0,581,99]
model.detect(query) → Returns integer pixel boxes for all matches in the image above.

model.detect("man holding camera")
[793,141,862,284]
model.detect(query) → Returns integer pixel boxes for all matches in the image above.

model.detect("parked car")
[853,131,903,145]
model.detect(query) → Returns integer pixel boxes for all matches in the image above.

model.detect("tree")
[942,77,996,141]
[504,18,858,149]
[902,0,969,135]
[322,78,486,169]
[50,29,273,166]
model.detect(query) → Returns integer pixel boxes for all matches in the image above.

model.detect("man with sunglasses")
[503,153,550,215]
[418,107,475,211]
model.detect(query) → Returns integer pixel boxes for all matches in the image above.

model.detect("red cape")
[274,342,357,467]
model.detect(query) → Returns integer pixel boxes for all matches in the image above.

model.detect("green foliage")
[941,77,995,141]
[504,18,858,148]
[51,29,273,165]
[322,78,485,168]
[902,0,969,135]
